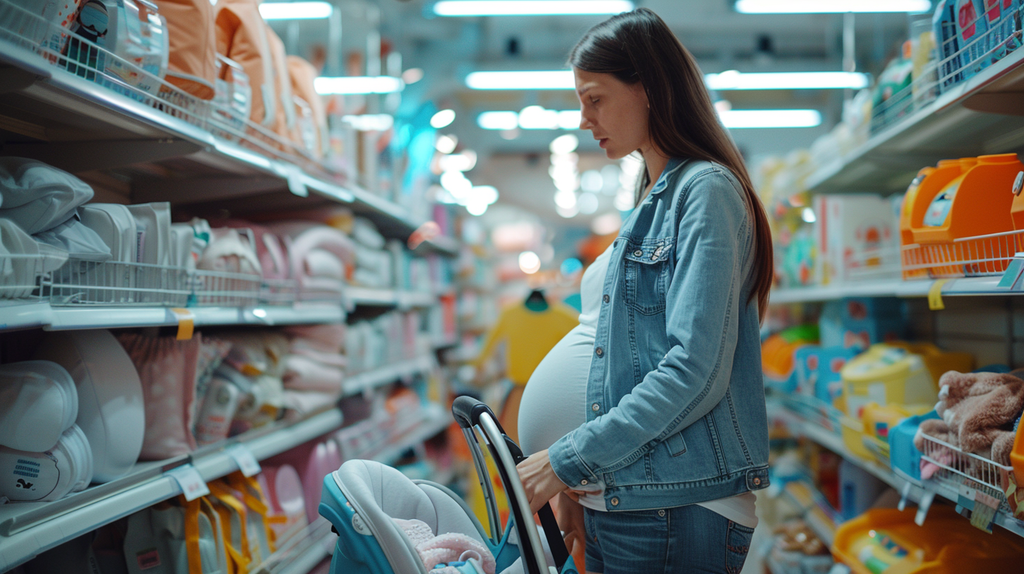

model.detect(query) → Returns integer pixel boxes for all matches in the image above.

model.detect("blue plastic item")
[889,410,941,482]
[819,298,906,351]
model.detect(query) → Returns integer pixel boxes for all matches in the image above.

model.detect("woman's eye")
[590,98,599,104]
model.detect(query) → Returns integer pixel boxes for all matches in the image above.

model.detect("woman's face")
[574,67,651,160]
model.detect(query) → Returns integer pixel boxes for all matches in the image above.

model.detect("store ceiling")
[270,0,922,228]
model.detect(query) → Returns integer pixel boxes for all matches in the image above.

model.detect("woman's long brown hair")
[569,8,773,322]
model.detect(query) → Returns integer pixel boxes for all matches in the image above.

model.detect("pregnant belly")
[517,325,594,456]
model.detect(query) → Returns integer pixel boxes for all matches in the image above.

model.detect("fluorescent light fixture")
[466,71,574,90]
[259,2,333,20]
[519,251,542,274]
[468,69,868,91]
[550,134,579,154]
[436,134,458,154]
[478,108,581,130]
[435,1,634,16]
[706,70,869,90]
[314,76,404,95]
[477,111,519,130]
[719,109,822,129]
[735,0,931,13]
[341,114,394,131]
[431,109,456,129]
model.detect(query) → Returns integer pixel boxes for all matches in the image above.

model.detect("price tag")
[167,464,209,501]
[915,489,936,526]
[168,308,195,341]
[997,258,1024,289]
[226,444,262,477]
[927,279,949,311]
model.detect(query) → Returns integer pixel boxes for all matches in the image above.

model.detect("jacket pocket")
[665,430,687,457]
[623,238,672,316]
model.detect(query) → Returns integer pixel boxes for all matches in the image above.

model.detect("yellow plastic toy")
[832,506,1024,574]
[906,154,1024,277]
[839,343,973,419]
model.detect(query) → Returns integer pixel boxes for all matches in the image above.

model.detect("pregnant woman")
[516,8,774,574]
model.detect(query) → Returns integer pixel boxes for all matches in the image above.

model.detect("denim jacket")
[548,158,770,511]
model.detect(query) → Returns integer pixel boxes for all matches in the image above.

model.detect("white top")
[519,243,757,528]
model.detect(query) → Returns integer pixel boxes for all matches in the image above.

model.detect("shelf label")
[997,258,1024,289]
[226,444,262,477]
[915,489,936,526]
[927,280,948,311]
[285,166,308,198]
[167,464,209,501]
[169,308,195,340]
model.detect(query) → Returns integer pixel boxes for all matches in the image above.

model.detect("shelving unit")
[772,403,1024,540]
[0,37,458,257]
[804,48,1024,195]
[0,12,465,570]
[770,275,1011,305]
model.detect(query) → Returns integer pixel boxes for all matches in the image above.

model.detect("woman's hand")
[516,449,569,514]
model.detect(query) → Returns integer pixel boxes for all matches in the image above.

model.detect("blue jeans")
[583,505,754,574]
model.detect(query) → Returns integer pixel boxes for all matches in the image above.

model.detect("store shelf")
[0,37,459,258]
[250,517,335,574]
[772,404,1024,539]
[347,287,439,310]
[0,407,344,571]
[770,275,1009,304]
[0,300,347,332]
[805,48,1024,194]
[342,355,437,396]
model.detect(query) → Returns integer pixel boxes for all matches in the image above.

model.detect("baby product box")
[812,194,900,286]
[819,298,906,351]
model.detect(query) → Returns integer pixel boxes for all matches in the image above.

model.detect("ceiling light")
[467,201,489,216]
[558,111,581,130]
[402,68,424,84]
[802,207,817,223]
[440,171,473,197]
[581,170,603,193]
[314,76,404,94]
[719,109,822,129]
[478,111,519,130]
[438,150,477,172]
[472,185,499,205]
[431,109,456,129]
[706,70,870,90]
[614,189,634,211]
[519,251,542,274]
[578,192,600,215]
[466,71,574,90]
[259,1,333,20]
[341,114,394,131]
[435,1,634,16]
[557,203,580,218]
[550,134,579,154]
[554,189,578,209]
[436,134,458,153]
[735,0,931,13]
[519,105,559,129]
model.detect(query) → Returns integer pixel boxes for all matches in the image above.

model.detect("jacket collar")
[648,157,689,195]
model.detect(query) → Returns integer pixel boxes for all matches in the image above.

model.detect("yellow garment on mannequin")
[474,302,579,386]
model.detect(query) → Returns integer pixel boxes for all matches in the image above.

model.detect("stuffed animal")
[914,370,1024,466]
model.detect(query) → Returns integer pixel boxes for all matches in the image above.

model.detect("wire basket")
[46,260,191,306]
[191,269,262,307]
[0,0,331,177]
[917,431,1023,519]
[0,253,65,301]
[937,4,1022,92]
[260,278,298,306]
[901,229,1022,278]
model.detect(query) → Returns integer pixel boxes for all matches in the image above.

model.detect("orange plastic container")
[832,506,1024,574]
[899,160,961,279]
[906,154,1024,277]
[1012,420,1024,495]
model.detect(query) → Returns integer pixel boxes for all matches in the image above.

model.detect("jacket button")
[658,509,666,517]
[581,479,588,485]
[633,249,643,257]
[610,497,619,506]
[595,347,604,357]
[603,294,609,304]
[591,403,600,412]
[753,477,761,486]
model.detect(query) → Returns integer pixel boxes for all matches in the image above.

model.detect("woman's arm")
[548,168,751,487]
